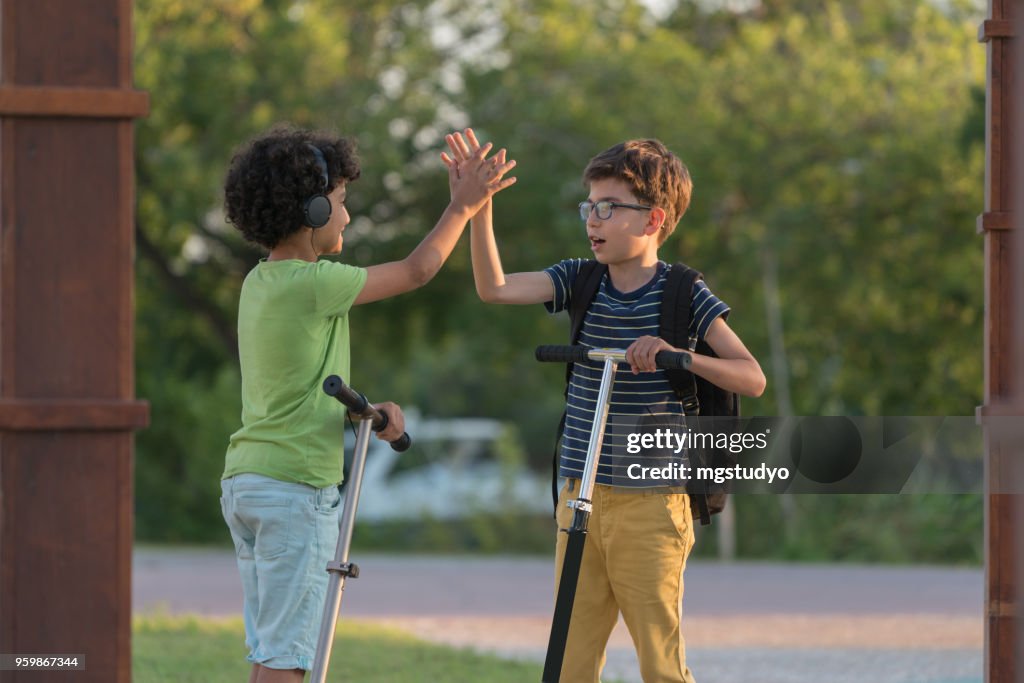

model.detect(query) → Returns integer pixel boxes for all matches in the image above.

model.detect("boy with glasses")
[444,131,765,682]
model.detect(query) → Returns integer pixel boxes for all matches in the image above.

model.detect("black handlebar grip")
[324,375,413,452]
[655,350,692,370]
[390,433,412,452]
[322,375,369,412]
[370,408,413,452]
[535,345,591,363]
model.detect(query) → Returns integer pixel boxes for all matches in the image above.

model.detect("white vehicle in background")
[342,410,550,521]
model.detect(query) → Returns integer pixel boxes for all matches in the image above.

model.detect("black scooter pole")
[310,375,411,683]
[535,345,691,683]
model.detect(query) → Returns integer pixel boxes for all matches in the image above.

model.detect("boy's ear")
[644,207,667,236]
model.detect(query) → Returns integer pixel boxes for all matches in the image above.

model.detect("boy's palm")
[442,129,516,213]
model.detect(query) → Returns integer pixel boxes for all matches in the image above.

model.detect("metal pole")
[310,417,374,683]
[543,351,619,683]
[576,355,620,505]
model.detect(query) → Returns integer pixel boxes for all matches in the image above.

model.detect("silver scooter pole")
[310,375,411,683]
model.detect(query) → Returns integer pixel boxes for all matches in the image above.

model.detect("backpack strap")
[568,260,607,350]
[659,262,711,525]
[551,260,607,513]
[550,411,567,514]
[659,262,702,414]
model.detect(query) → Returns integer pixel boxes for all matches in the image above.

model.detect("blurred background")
[132,0,986,565]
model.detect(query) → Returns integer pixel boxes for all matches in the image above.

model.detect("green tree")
[134,0,461,539]
[133,0,987,559]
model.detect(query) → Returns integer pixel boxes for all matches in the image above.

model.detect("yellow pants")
[554,479,697,683]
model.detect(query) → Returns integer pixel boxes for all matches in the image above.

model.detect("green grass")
[133,614,552,683]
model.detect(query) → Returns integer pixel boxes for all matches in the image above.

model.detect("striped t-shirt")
[544,259,730,486]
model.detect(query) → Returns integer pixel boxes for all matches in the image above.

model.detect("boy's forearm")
[687,353,766,398]
[469,200,506,301]
[404,202,474,285]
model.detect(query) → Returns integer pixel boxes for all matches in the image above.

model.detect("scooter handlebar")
[653,350,692,370]
[535,345,692,370]
[322,375,412,452]
[535,345,591,363]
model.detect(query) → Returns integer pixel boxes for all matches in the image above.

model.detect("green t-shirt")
[223,259,367,488]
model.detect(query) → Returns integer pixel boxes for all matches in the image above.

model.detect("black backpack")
[553,260,739,525]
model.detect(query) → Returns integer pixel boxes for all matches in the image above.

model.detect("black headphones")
[303,143,332,229]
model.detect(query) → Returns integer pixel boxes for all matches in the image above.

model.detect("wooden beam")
[979,19,1014,42]
[977,211,1015,233]
[0,86,149,118]
[0,1,147,679]
[0,400,149,431]
[983,0,1019,681]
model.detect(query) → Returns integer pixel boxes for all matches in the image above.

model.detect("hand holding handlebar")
[322,375,412,452]
[535,345,691,370]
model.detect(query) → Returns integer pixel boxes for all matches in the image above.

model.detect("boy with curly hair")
[221,125,515,682]
[445,130,764,682]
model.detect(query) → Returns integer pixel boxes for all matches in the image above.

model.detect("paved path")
[134,547,983,683]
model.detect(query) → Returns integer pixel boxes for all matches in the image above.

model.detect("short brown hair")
[582,139,692,245]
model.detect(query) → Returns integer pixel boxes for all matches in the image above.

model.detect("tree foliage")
[134,0,986,556]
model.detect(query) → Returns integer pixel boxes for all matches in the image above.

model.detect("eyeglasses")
[579,199,652,221]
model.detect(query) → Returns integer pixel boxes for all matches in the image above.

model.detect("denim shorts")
[221,473,342,671]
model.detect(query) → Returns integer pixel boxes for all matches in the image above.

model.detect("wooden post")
[1013,0,1024,676]
[0,2,148,682]
[979,1,1019,682]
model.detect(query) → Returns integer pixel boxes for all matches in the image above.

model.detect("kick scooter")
[310,374,411,683]
[535,345,691,683]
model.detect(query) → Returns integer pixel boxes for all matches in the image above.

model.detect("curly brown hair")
[582,139,692,245]
[224,124,361,249]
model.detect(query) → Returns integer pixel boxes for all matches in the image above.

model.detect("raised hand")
[441,128,516,214]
